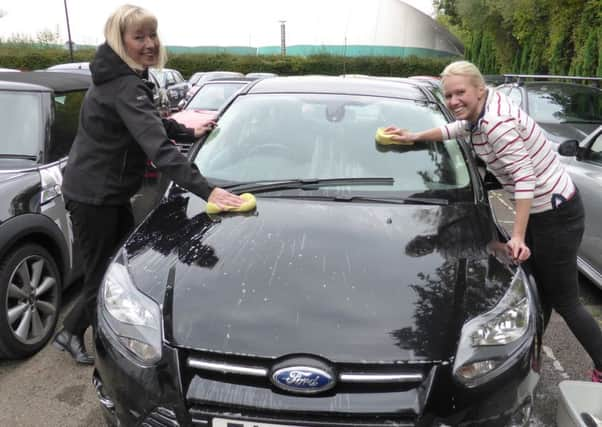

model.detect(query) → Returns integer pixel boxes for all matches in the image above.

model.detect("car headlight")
[453,270,532,386]
[99,249,162,364]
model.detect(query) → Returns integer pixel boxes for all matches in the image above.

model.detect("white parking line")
[542,345,570,379]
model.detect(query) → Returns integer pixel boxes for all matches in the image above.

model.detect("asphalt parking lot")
[0,191,600,426]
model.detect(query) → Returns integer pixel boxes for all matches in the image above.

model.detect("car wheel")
[0,244,61,359]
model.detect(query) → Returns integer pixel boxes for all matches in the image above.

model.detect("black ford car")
[93,76,542,426]
[0,72,90,359]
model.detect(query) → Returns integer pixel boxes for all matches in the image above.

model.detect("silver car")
[558,127,602,289]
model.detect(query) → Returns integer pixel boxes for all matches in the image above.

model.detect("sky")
[0,0,435,47]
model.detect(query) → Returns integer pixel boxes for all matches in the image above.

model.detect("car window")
[165,72,176,85]
[186,83,247,111]
[506,87,523,108]
[584,131,602,165]
[173,71,184,82]
[48,90,86,162]
[195,94,471,195]
[150,70,166,88]
[0,91,44,158]
[526,84,602,123]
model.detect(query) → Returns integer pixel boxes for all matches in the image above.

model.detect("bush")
[0,44,455,78]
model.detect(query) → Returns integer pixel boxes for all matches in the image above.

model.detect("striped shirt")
[439,89,575,213]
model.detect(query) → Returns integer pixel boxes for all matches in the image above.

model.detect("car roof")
[0,71,91,92]
[243,75,428,101]
[201,77,257,84]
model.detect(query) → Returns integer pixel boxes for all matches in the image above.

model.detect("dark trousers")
[526,191,602,369]
[63,199,134,336]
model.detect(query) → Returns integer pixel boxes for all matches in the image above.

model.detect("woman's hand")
[383,126,416,142]
[193,120,217,138]
[506,237,531,263]
[208,187,244,210]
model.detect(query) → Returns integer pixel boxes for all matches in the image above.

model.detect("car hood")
[170,109,216,128]
[0,160,36,171]
[125,192,514,363]
[539,122,600,143]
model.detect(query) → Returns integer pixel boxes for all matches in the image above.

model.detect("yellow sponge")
[375,127,414,146]
[206,193,256,214]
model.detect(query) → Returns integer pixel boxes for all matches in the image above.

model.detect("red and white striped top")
[439,89,575,213]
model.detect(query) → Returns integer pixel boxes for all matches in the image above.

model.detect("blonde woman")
[385,60,602,382]
[54,4,243,364]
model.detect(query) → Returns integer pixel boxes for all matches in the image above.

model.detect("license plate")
[213,418,304,427]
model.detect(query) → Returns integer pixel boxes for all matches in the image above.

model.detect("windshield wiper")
[261,194,449,205]
[0,154,38,160]
[223,177,394,194]
[559,119,602,124]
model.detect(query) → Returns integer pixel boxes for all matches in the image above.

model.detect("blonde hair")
[440,60,485,89]
[104,4,167,71]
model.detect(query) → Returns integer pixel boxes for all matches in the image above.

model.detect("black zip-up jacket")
[62,43,213,205]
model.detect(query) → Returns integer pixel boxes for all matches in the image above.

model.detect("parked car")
[0,67,20,72]
[184,71,245,100]
[171,77,256,130]
[45,62,91,74]
[44,62,169,116]
[93,76,542,427]
[496,75,602,143]
[0,71,90,359]
[557,127,602,290]
[245,72,278,79]
[149,68,189,111]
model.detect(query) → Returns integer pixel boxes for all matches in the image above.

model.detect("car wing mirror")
[177,99,186,110]
[557,139,579,157]
[483,170,502,191]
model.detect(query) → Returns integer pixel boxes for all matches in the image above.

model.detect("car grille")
[188,406,416,426]
[179,350,442,427]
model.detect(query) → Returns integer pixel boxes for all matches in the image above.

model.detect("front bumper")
[94,312,539,427]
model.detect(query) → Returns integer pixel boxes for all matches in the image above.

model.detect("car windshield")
[149,69,165,87]
[527,83,602,123]
[194,93,471,197]
[0,91,43,157]
[186,82,247,111]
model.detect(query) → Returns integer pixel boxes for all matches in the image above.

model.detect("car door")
[563,127,602,287]
[44,89,88,279]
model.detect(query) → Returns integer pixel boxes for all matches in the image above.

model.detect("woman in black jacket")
[53,4,243,364]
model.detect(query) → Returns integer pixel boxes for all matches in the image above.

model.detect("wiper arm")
[0,154,38,160]
[261,194,449,205]
[337,195,449,205]
[223,177,394,194]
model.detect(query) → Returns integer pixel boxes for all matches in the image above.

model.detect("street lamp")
[279,20,286,56]
[63,0,74,62]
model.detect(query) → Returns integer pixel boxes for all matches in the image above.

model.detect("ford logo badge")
[271,366,335,394]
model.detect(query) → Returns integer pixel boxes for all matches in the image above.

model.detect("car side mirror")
[558,139,579,157]
[177,99,186,110]
[483,170,502,191]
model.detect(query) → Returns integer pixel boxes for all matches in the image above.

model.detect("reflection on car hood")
[125,192,514,363]
[170,109,216,129]
[539,122,600,143]
[0,160,36,172]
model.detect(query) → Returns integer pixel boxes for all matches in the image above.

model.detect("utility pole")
[63,0,74,61]
[279,20,286,56]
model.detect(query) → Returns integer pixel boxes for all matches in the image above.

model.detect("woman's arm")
[507,198,532,262]
[383,126,444,142]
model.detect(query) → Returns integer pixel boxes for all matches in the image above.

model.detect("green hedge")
[0,44,456,78]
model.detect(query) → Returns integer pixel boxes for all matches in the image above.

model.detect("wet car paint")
[125,192,513,363]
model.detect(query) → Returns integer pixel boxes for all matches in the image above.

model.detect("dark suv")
[0,72,90,359]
